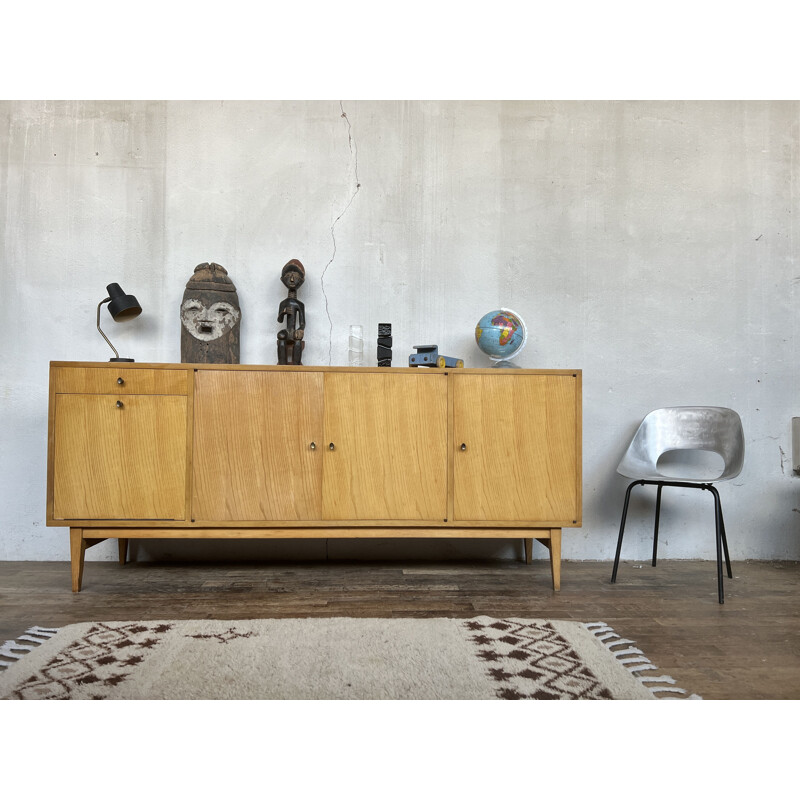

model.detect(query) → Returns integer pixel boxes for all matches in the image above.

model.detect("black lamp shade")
[106,283,142,321]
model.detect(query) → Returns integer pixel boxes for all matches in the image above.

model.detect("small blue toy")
[408,345,464,369]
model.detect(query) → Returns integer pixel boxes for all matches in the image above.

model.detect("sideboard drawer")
[52,367,189,396]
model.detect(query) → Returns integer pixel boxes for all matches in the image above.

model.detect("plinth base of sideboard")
[67,526,564,593]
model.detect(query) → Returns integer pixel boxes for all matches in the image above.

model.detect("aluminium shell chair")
[610,406,745,604]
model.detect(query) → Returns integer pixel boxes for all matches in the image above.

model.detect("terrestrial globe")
[474,308,527,367]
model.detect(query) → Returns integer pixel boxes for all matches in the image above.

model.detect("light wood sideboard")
[47,362,582,591]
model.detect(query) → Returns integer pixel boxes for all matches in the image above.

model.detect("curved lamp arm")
[96,297,121,360]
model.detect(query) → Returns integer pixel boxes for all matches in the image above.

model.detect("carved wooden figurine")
[277,259,306,365]
[180,263,241,364]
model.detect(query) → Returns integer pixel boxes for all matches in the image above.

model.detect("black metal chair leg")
[718,500,733,579]
[711,486,725,604]
[611,481,639,583]
[652,484,663,567]
[611,477,733,604]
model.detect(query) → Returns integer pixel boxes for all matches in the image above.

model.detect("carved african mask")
[181,299,240,341]
[180,263,241,364]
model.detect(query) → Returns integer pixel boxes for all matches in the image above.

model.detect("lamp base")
[109,357,135,362]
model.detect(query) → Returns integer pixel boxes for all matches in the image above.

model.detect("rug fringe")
[0,626,59,670]
[584,621,702,700]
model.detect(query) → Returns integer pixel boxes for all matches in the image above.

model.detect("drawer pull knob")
[117,377,124,385]
[116,400,124,409]
[460,443,467,451]
[329,442,335,451]
[310,442,316,450]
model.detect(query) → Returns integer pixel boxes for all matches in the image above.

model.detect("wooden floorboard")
[1,558,798,699]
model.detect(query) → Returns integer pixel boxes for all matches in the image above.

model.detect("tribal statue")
[277,259,306,365]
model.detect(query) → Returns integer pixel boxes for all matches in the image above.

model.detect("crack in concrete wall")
[320,101,362,364]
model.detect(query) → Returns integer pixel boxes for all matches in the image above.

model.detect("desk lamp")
[96,282,142,362]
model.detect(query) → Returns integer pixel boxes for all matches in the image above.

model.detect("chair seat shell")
[616,406,744,483]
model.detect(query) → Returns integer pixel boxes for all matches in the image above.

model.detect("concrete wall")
[1,99,797,563]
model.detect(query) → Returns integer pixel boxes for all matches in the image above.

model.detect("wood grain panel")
[53,394,187,520]
[192,370,323,521]
[52,367,188,395]
[453,374,579,522]
[323,372,447,520]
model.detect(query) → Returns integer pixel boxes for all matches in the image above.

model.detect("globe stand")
[490,359,521,369]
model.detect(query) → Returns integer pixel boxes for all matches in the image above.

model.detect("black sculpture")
[377,322,392,366]
[277,259,306,365]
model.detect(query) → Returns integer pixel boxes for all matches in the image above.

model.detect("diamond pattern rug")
[0,617,699,700]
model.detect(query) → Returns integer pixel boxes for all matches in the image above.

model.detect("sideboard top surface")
[50,361,581,376]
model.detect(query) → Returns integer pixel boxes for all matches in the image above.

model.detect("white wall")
[1,99,797,563]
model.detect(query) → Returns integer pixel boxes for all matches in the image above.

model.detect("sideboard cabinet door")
[322,372,448,521]
[192,370,324,521]
[53,394,187,520]
[453,374,580,523]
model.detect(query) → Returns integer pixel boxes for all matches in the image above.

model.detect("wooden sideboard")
[47,362,582,591]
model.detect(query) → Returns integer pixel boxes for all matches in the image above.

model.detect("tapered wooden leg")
[523,538,533,564]
[549,528,562,591]
[118,538,128,565]
[70,528,85,593]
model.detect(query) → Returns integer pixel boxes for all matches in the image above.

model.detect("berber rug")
[0,617,700,700]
